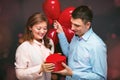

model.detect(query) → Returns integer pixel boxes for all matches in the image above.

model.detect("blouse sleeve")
[14,44,42,80]
[49,39,55,53]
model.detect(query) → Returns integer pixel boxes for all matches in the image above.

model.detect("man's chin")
[75,34,79,37]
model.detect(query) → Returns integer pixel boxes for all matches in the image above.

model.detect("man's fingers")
[53,20,58,29]
[62,62,68,68]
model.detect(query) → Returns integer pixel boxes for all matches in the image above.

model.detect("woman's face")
[29,21,48,41]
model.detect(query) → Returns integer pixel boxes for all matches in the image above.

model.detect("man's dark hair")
[72,5,93,24]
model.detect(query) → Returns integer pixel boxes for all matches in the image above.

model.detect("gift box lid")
[45,53,66,71]
[46,53,66,62]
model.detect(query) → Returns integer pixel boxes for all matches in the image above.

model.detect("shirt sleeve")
[58,32,69,57]
[14,45,42,80]
[72,44,107,80]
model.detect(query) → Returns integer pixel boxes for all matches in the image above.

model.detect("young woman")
[14,12,55,80]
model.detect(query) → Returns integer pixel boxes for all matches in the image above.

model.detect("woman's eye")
[37,28,47,30]
[43,28,47,30]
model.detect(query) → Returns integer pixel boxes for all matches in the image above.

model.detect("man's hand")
[53,20,64,33]
[53,62,73,76]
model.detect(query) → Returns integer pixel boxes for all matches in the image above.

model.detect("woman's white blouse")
[14,39,54,80]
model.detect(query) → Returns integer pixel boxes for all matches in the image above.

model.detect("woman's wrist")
[39,65,44,74]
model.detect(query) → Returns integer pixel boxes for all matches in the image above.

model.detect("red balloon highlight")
[43,0,61,20]
[58,7,75,29]
[47,28,59,45]
[63,27,74,43]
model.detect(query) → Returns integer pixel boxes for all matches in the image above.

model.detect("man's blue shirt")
[58,28,107,80]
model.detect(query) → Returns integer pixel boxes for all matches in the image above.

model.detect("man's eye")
[37,28,41,30]
[74,24,80,27]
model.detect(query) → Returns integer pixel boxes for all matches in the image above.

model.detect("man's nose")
[71,26,75,31]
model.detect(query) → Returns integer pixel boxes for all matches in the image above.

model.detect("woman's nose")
[40,29,45,33]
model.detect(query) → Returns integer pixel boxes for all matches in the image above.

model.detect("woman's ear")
[29,27,32,31]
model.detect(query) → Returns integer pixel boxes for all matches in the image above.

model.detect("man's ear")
[86,22,91,29]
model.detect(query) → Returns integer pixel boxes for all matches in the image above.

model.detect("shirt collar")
[75,35,83,41]
[33,39,44,46]
[82,28,93,41]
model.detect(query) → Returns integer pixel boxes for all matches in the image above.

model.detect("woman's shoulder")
[20,41,30,46]
[17,41,31,49]
[15,41,32,57]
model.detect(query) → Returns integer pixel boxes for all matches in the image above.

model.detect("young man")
[54,5,107,80]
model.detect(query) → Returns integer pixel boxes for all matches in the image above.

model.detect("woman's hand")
[41,63,55,72]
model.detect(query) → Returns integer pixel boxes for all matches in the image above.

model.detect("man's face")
[71,17,91,37]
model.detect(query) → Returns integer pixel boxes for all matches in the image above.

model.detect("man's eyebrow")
[73,24,81,27]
